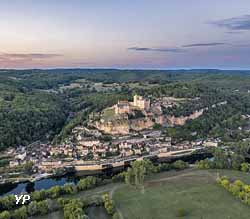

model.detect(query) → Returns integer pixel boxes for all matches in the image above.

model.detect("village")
[0,95,221,184]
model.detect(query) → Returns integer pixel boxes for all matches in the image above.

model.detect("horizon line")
[1,67,250,71]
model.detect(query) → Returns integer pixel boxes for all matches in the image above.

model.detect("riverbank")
[0,152,212,196]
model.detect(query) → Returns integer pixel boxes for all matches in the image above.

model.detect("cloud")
[231,44,250,47]
[0,53,63,68]
[128,47,185,53]
[211,15,250,30]
[225,31,243,34]
[0,53,62,60]
[182,43,227,48]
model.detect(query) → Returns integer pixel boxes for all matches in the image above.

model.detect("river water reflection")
[0,174,79,196]
[0,153,212,196]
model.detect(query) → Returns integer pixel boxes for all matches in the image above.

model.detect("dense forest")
[1,69,250,150]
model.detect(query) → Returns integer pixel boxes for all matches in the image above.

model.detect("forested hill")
[1,68,250,150]
[1,68,250,87]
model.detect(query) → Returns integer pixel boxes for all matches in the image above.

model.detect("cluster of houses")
[46,127,220,163]
[3,122,220,177]
[3,125,222,182]
[6,142,51,169]
[1,95,222,178]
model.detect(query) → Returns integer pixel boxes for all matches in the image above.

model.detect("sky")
[1,0,250,69]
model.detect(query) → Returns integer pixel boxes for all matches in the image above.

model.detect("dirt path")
[147,171,196,184]
[110,184,124,219]
[147,168,219,185]
[146,168,196,183]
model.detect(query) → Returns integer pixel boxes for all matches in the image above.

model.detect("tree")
[24,161,34,174]
[47,185,62,199]
[221,179,230,189]
[234,180,244,188]
[241,163,250,172]
[125,159,157,188]
[102,194,114,215]
[62,183,77,195]
[0,211,10,219]
[112,172,126,183]
[63,199,86,219]
[0,89,67,150]
[28,201,38,216]
[229,180,243,196]
[77,176,98,191]
[125,167,135,186]
[0,195,16,211]
[125,161,145,188]
[172,160,189,170]
[12,206,28,219]
[214,148,230,169]
[135,162,146,187]
[231,154,245,170]
[57,198,71,208]
[196,159,212,169]
[37,200,49,215]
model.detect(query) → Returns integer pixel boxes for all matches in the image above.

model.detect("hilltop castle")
[114,95,150,115]
[133,94,150,110]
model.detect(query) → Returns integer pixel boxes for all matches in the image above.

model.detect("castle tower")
[133,95,139,107]
[133,95,150,110]
[115,100,131,114]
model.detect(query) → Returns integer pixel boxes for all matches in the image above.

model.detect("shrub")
[0,211,10,219]
[176,208,188,217]
[102,193,114,215]
[241,163,250,172]
[218,176,250,206]
[172,160,189,170]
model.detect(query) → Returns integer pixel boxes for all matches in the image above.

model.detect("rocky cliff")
[96,120,130,135]
[130,118,154,131]
[167,109,204,126]
[95,109,204,134]
[95,117,155,135]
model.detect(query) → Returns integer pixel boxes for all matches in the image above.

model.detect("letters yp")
[15,194,31,205]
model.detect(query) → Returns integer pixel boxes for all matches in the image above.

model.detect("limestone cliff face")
[96,120,129,135]
[155,115,167,125]
[130,118,154,131]
[95,109,204,134]
[95,117,155,135]
[167,109,204,126]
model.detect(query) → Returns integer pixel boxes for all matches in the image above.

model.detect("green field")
[113,169,250,219]
[33,169,250,219]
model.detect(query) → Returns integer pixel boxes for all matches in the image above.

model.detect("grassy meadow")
[33,169,250,219]
[113,169,250,219]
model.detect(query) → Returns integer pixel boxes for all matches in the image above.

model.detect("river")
[0,152,212,196]
[0,167,124,196]
[0,173,79,196]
